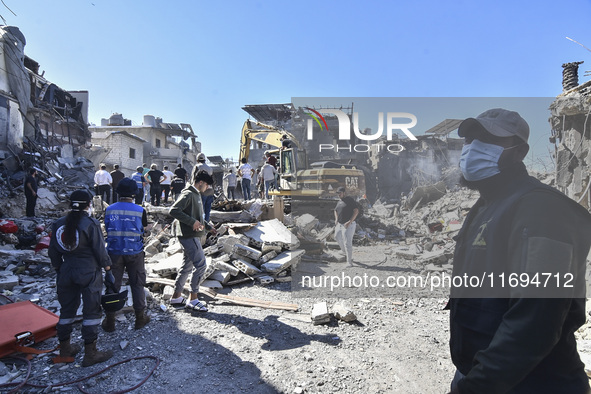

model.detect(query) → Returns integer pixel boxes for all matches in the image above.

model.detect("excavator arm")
[239,120,300,162]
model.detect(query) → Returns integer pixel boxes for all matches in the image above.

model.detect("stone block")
[232,243,263,260]
[311,302,330,325]
[208,270,231,284]
[232,259,261,275]
[332,302,357,322]
[258,251,278,264]
[214,260,240,276]
[162,285,175,301]
[217,235,251,255]
[150,253,183,276]
[201,279,223,289]
[257,275,274,285]
[295,214,319,234]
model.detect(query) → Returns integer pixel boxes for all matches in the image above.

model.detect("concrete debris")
[232,258,262,275]
[332,302,357,322]
[311,302,331,325]
[261,250,305,274]
[232,243,263,261]
[244,219,300,250]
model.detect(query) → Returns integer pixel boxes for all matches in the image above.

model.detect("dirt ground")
[0,245,456,394]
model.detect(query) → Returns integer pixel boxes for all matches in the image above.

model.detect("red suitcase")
[0,301,59,358]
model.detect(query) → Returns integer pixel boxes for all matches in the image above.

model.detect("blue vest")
[131,172,143,190]
[104,202,144,255]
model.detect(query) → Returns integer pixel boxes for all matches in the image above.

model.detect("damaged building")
[0,26,89,172]
[549,61,591,210]
[241,102,463,205]
[88,114,200,175]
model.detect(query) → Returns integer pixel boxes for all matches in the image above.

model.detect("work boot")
[59,338,81,358]
[82,341,112,367]
[101,312,116,332]
[134,310,151,330]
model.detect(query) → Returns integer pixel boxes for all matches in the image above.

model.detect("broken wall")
[549,91,591,209]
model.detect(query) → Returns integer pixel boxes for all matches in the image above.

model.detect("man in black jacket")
[449,108,591,393]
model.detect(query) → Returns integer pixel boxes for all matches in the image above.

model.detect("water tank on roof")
[109,113,124,126]
[101,118,109,126]
[143,115,156,127]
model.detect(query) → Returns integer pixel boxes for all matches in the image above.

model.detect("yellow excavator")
[239,119,366,202]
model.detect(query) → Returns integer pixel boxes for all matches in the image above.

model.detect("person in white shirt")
[223,169,238,200]
[260,161,277,199]
[94,164,113,204]
[238,158,254,200]
[161,166,175,203]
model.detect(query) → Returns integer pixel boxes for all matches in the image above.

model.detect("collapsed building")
[240,103,463,205]
[0,26,89,172]
[549,61,591,210]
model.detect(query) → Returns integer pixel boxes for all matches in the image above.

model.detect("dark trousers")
[108,252,147,312]
[112,190,119,203]
[162,184,171,203]
[150,185,161,206]
[25,194,37,217]
[97,184,111,204]
[56,267,102,344]
[135,190,144,205]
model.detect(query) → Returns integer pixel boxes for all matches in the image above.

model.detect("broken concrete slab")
[261,249,305,274]
[217,235,250,255]
[149,253,183,276]
[214,260,240,276]
[0,273,19,290]
[162,285,174,301]
[311,302,330,325]
[232,259,261,275]
[332,302,357,322]
[201,279,223,289]
[295,214,319,234]
[232,243,263,261]
[244,219,300,250]
[258,251,278,265]
[208,270,231,285]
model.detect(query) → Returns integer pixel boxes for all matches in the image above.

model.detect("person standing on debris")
[280,134,293,149]
[448,108,591,393]
[142,163,150,202]
[94,164,113,204]
[261,160,277,199]
[48,189,113,367]
[171,174,186,201]
[238,158,254,200]
[223,168,237,200]
[161,165,174,203]
[147,163,166,206]
[191,153,215,222]
[334,186,359,267]
[168,170,216,312]
[131,166,147,205]
[102,178,150,331]
[24,168,38,217]
[175,163,188,182]
[110,164,125,203]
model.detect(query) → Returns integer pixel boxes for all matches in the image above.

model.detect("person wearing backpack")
[334,186,359,267]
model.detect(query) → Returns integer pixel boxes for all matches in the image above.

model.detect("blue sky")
[8,0,591,162]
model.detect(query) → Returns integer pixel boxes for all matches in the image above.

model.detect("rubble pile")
[146,219,305,294]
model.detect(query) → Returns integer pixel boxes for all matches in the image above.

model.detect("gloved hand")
[104,270,116,294]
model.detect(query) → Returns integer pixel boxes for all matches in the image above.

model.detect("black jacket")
[450,163,591,393]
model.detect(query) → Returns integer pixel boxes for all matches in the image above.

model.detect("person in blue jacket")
[102,178,151,331]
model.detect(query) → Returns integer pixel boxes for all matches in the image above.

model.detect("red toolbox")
[0,301,59,358]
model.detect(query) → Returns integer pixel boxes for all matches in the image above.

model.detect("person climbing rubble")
[168,170,217,311]
[102,178,151,332]
[48,189,113,367]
